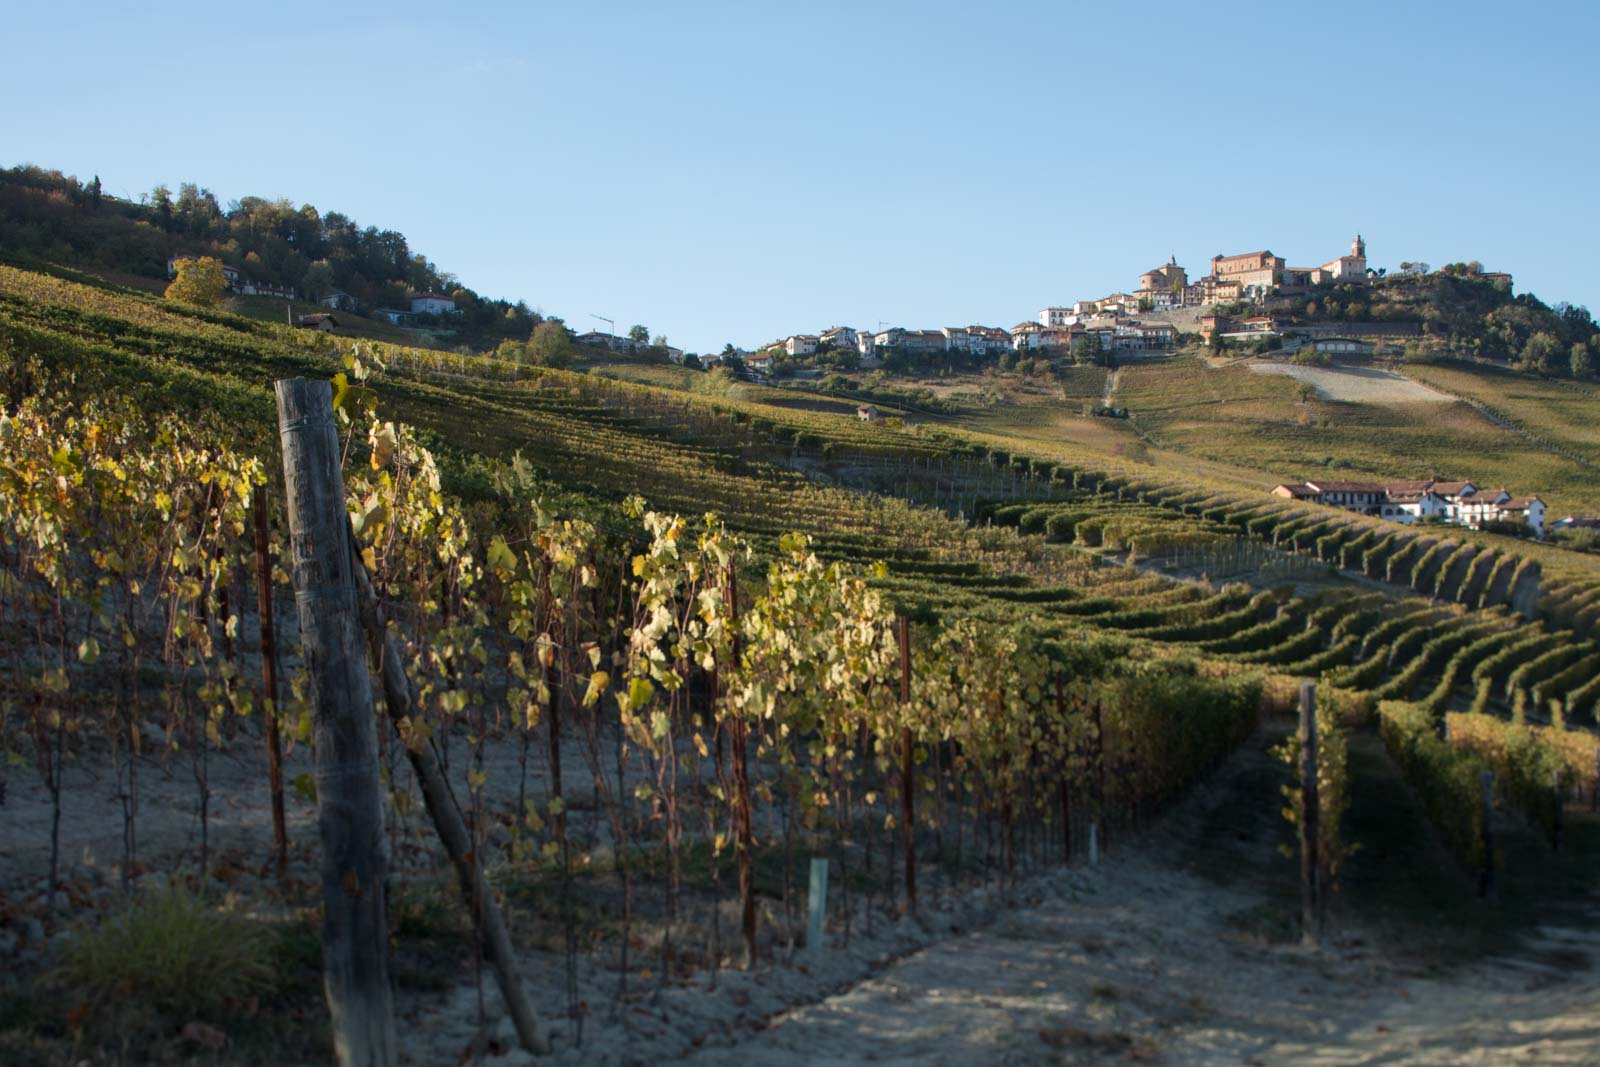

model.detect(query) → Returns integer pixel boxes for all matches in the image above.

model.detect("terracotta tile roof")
[1306,481,1386,493]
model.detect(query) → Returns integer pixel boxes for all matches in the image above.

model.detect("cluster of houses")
[1014,317,1176,353]
[573,331,686,363]
[750,316,1176,379]
[1272,478,1547,536]
[766,325,1016,366]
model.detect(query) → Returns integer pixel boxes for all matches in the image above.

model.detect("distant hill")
[0,163,551,352]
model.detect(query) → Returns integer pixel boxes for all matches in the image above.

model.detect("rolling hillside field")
[875,353,1600,518]
[3,262,1600,1064]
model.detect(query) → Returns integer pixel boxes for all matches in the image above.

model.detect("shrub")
[1044,512,1079,543]
[1379,701,1486,869]
[53,890,277,1024]
[1446,712,1565,843]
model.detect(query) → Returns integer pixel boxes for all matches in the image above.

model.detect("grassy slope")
[4,260,1599,597]
[879,354,1600,517]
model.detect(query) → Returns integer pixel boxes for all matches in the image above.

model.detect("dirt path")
[682,727,1600,1066]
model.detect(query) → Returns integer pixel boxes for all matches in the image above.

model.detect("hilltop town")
[639,235,1514,377]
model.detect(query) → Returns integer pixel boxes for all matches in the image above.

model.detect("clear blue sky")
[5,1,1598,352]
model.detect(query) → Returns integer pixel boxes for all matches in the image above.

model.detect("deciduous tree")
[1571,342,1595,380]
[164,256,227,308]
[529,321,572,368]
[302,261,334,300]
[1521,331,1561,374]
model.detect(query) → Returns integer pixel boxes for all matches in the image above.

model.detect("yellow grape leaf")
[368,421,398,470]
[583,670,610,707]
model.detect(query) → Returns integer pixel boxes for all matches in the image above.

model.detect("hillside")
[4,261,1600,1064]
[0,164,551,352]
[1252,269,1600,373]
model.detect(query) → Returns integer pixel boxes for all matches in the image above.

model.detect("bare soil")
[5,719,1596,1065]
[1247,362,1453,404]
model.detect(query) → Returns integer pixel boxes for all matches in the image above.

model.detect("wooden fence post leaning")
[1551,768,1564,853]
[1298,681,1320,948]
[1479,769,1495,898]
[274,378,397,1067]
[724,565,758,967]
[252,483,289,882]
[1055,673,1070,865]
[898,616,917,918]
[351,545,551,1055]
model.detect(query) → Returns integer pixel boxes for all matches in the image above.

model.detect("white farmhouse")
[941,326,973,353]
[855,329,878,361]
[1379,490,1451,523]
[1497,497,1546,536]
[409,292,457,315]
[743,352,774,378]
[820,326,857,350]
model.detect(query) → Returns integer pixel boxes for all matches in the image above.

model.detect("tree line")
[0,164,551,350]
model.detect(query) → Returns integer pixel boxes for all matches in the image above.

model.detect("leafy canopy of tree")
[528,320,573,369]
[163,256,227,308]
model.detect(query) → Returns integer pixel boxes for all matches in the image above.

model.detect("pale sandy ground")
[8,721,1597,1066]
[683,852,1599,1066]
[1246,363,1452,404]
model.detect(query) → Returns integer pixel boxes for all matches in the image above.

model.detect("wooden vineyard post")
[1593,746,1600,814]
[273,378,396,1067]
[806,857,829,957]
[724,565,757,967]
[1056,673,1070,865]
[252,483,289,882]
[1479,769,1495,898]
[1552,768,1564,852]
[351,554,551,1055]
[1092,700,1108,855]
[1298,682,1320,948]
[898,616,917,918]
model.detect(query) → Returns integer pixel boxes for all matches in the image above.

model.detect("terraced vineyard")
[3,262,1600,1062]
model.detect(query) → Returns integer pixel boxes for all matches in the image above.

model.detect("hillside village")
[728,235,1505,376]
